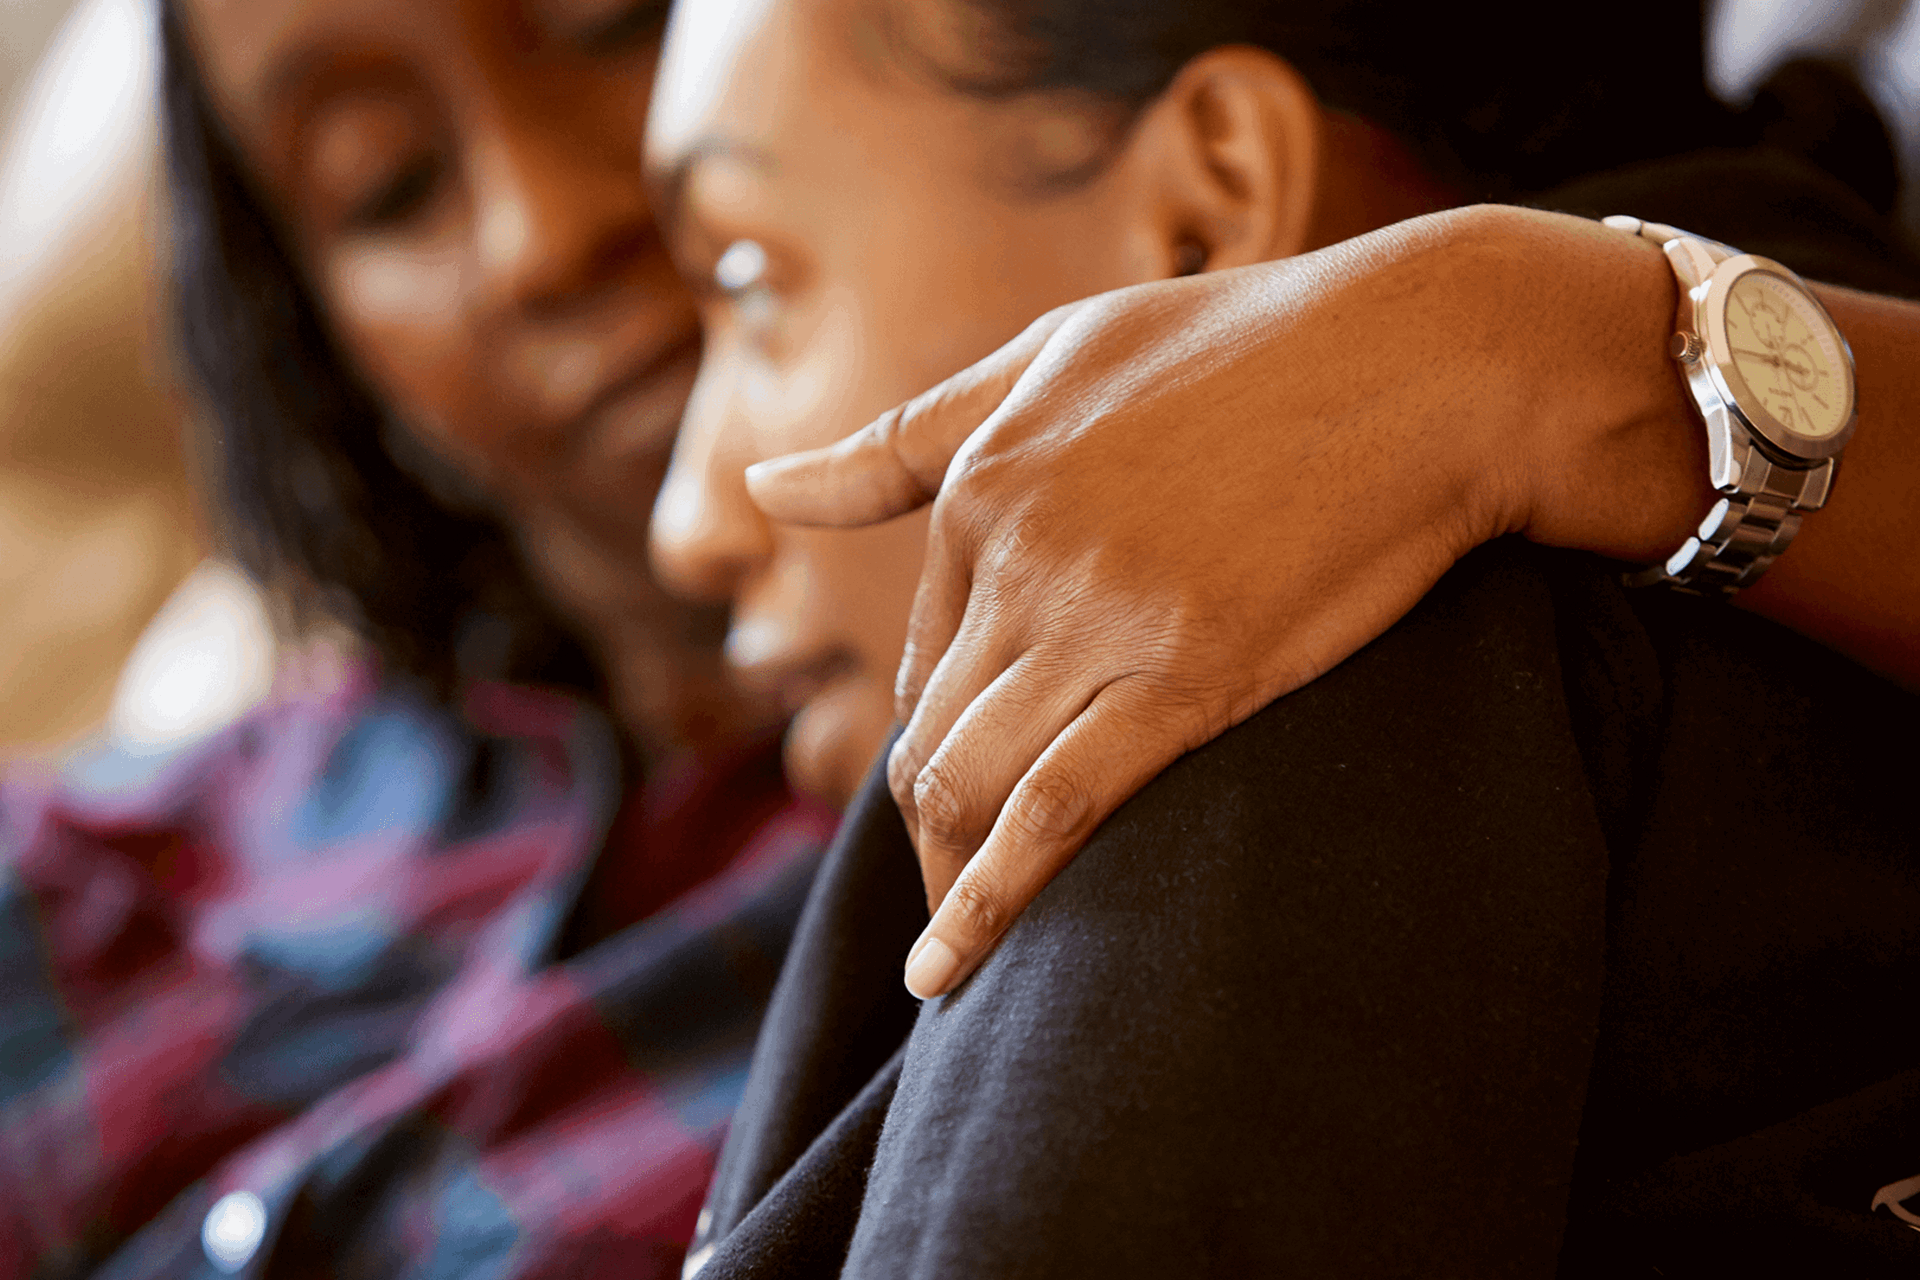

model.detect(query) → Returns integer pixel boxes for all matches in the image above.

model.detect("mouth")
[731,646,862,717]
[562,326,704,469]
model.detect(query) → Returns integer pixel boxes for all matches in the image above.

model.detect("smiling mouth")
[563,327,704,463]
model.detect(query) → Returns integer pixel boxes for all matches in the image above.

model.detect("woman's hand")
[747,205,1708,999]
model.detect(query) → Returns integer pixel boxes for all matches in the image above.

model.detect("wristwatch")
[1603,215,1857,597]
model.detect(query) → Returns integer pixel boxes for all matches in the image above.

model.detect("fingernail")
[904,933,961,1000]
[744,456,799,485]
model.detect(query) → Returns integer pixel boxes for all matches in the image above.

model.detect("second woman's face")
[181,0,767,750]
[646,0,1167,803]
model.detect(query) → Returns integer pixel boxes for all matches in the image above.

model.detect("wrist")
[1481,206,1719,564]
[1321,203,1600,561]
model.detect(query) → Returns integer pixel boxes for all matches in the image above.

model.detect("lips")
[730,644,860,717]
[573,327,703,463]
[531,325,702,540]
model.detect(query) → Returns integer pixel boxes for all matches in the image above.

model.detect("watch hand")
[1732,346,1814,382]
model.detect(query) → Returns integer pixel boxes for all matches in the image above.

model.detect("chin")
[782,681,896,811]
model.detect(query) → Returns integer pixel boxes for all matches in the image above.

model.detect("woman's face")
[180,0,764,750]
[645,0,1169,803]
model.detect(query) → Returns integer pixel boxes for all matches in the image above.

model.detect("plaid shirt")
[0,665,834,1280]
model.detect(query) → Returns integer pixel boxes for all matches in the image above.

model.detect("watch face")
[1721,270,1852,442]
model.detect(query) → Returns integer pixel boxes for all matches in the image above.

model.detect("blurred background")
[0,0,1914,764]
[0,0,271,762]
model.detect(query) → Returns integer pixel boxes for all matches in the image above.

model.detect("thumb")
[743,305,1068,527]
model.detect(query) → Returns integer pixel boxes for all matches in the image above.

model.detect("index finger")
[743,306,1071,527]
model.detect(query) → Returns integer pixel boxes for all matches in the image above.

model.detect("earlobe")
[1129,46,1325,277]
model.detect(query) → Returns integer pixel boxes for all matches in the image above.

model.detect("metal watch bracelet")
[1603,215,1840,599]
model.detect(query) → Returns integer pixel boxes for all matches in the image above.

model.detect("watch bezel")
[1699,253,1857,462]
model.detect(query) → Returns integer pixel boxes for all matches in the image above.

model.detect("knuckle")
[969,499,1063,598]
[941,872,1009,940]
[1119,672,1233,743]
[867,403,939,501]
[923,367,985,420]
[939,444,998,509]
[944,421,1037,501]
[1034,299,1079,333]
[892,648,930,718]
[994,502,1053,570]
[913,765,987,855]
[887,737,924,818]
[1007,766,1093,846]
[866,400,910,449]
[929,468,995,559]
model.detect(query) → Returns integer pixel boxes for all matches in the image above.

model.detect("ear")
[1117,46,1324,277]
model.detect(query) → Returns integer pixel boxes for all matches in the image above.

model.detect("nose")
[650,360,773,604]
[468,97,654,313]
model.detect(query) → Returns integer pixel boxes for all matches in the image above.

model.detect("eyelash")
[576,0,672,56]
[346,154,445,231]
[325,3,661,237]
[710,240,783,342]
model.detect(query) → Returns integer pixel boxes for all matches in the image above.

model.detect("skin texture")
[652,2,1920,997]
[182,0,1920,1007]
[751,215,1920,999]
[643,0,1443,808]
[739,205,1700,998]
[176,0,771,754]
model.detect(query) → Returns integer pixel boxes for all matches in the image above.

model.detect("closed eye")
[344,154,446,232]
[575,0,672,56]
[709,238,783,344]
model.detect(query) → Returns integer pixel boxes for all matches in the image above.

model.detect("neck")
[1303,110,1461,250]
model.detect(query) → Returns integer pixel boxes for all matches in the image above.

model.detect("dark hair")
[158,0,604,701]
[155,0,1895,709]
[931,0,1736,199]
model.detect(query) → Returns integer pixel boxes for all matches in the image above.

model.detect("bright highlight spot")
[201,1191,268,1273]
[108,561,276,752]
[715,239,769,293]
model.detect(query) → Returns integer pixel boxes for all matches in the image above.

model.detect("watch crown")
[1670,331,1704,363]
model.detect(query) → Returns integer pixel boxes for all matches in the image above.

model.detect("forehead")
[180,0,578,161]
[184,0,465,110]
[646,0,1124,208]
[650,0,791,166]
[648,0,902,171]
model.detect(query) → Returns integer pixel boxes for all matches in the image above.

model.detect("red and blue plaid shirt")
[0,665,834,1280]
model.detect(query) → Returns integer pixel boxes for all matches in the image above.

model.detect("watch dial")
[1723,271,1850,440]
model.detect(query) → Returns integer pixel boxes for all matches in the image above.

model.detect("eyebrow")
[247,42,405,145]
[648,138,775,247]
[251,43,331,119]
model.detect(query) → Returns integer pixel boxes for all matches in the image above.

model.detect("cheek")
[324,249,502,473]
[835,208,1134,413]
[330,247,464,335]
[802,512,934,789]
[820,510,933,675]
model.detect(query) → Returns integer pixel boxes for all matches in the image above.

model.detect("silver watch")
[1603,215,1857,597]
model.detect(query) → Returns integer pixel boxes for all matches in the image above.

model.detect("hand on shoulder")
[747,204,1911,998]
